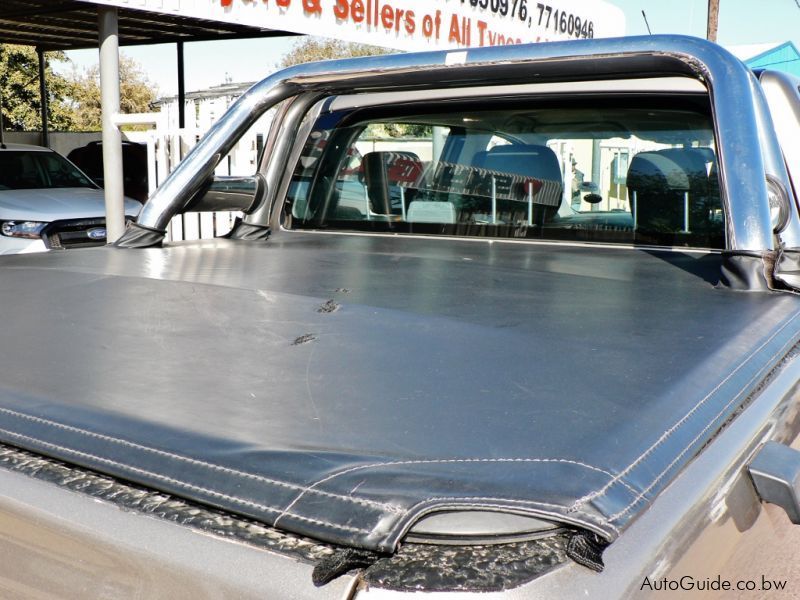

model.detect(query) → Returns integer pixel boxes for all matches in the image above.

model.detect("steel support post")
[98,6,126,243]
[177,41,186,129]
[37,47,49,148]
[0,89,5,148]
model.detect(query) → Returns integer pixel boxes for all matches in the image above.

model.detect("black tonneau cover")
[0,233,797,551]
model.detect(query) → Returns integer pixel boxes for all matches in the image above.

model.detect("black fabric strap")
[566,531,608,572]
[312,548,383,587]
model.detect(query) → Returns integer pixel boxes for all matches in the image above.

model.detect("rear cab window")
[285,91,723,249]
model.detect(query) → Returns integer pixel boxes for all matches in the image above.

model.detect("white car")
[0,143,140,254]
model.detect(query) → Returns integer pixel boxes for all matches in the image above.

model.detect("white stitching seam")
[570,309,800,513]
[0,424,371,535]
[404,496,620,535]
[1,309,794,534]
[607,329,800,522]
[273,457,639,527]
[279,311,800,526]
[0,404,632,534]
[298,458,639,495]
[0,405,639,527]
[0,405,403,514]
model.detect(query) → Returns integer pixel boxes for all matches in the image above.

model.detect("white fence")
[139,121,430,241]
[10,120,250,242]
[142,127,244,242]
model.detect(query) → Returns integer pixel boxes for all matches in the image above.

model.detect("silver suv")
[0,143,140,253]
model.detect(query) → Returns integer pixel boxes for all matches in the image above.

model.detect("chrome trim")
[759,70,800,245]
[276,225,723,255]
[187,175,262,213]
[269,98,327,230]
[135,35,778,251]
[245,93,325,226]
[136,80,302,231]
[325,77,709,111]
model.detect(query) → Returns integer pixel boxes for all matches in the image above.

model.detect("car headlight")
[0,221,48,239]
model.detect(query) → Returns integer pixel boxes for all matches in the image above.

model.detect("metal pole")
[684,191,690,233]
[37,47,49,148]
[707,0,720,42]
[177,41,186,129]
[590,139,601,212]
[527,181,533,226]
[491,175,497,224]
[431,126,446,161]
[0,88,5,148]
[146,133,157,196]
[641,10,652,35]
[98,6,126,243]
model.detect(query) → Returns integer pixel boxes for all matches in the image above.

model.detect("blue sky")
[59,0,800,97]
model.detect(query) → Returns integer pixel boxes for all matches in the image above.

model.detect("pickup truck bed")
[1,233,798,551]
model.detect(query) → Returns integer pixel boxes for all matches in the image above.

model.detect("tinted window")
[286,98,723,249]
[0,151,95,190]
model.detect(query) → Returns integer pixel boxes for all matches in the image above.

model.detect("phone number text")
[460,0,595,38]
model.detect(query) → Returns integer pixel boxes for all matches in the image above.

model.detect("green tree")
[0,44,76,131]
[279,37,393,68]
[0,45,156,133]
[67,55,157,131]
[366,123,432,139]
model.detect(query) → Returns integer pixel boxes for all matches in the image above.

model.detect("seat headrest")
[626,147,722,237]
[627,153,689,191]
[481,144,562,184]
[361,151,423,215]
[627,148,710,194]
[362,151,423,185]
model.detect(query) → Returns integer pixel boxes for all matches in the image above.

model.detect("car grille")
[42,218,130,249]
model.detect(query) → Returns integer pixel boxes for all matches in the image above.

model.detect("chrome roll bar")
[246,93,326,227]
[758,70,800,247]
[122,35,787,252]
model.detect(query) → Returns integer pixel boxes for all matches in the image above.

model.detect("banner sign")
[88,0,625,51]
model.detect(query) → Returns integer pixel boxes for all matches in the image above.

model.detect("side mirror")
[184,174,265,213]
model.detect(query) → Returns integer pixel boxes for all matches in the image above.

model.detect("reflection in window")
[287,102,723,249]
[0,151,95,191]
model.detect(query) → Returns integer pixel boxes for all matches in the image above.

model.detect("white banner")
[88,0,625,51]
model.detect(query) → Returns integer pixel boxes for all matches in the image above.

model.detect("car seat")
[626,148,723,239]
[361,151,424,217]
[474,144,563,224]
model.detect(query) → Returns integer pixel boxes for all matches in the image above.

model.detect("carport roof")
[0,0,294,50]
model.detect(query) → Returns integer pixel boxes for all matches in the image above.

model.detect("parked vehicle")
[67,139,150,203]
[0,143,140,253]
[0,36,799,598]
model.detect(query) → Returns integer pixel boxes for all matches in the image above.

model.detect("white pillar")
[98,7,126,243]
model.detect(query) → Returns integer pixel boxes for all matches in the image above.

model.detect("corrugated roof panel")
[0,0,294,50]
[745,42,800,77]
